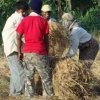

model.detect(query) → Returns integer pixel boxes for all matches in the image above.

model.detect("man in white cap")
[41,4,56,22]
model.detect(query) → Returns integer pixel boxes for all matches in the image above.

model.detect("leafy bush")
[79,7,100,35]
[0,0,100,45]
[0,0,19,45]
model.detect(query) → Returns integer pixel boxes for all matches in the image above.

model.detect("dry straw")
[48,21,94,100]
[48,21,70,57]
[51,58,93,100]
[34,21,94,100]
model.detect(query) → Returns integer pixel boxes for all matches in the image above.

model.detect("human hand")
[19,53,23,61]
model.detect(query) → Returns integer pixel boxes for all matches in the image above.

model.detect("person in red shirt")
[16,0,53,98]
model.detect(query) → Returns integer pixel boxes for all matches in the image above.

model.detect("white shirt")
[67,26,91,57]
[2,11,23,56]
[29,12,40,16]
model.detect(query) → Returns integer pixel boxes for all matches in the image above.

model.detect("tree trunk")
[98,0,100,6]
[57,0,63,18]
[67,0,72,11]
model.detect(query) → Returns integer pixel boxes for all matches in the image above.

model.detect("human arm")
[44,34,49,53]
[17,34,23,61]
[16,19,24,60]
[44,20,49,53]
[67,29,79,58]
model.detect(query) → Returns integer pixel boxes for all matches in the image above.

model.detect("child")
[2,1,29,96]
[16,0,53,98]
[62,13,99,68]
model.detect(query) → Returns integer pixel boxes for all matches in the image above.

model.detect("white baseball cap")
[41,4,51,12]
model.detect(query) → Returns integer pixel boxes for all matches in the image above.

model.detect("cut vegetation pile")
[51,58,93,100]
[48,22,95,100]
[0,22,100,100]
[48,21,69,57]
[0,57,9,99]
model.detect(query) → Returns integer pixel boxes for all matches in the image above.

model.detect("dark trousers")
[79,38,99,68]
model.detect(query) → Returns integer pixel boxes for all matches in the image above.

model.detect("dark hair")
[29,0,42,14]
[15,1,29,11]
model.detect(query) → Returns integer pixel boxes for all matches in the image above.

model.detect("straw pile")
[48,21,94,100]
[91,61,100,80]
[34,21,94,100]
[33,21,70,95]
[48,21,70,57]
[51,58,93,100]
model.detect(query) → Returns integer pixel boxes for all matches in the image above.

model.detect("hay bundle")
[91,61,100,80]
[52,58,93,100]
[48,21,70,57]
[33,21,69,95]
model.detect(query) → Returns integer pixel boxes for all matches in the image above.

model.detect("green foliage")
[0,0,17,45]
[79,7,100,35]
[0,0,16,18]
[0,0,100,45]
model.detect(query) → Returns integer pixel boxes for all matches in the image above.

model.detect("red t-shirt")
[16,15,49,55]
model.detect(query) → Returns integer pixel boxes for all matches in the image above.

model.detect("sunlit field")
[0,45,100,100]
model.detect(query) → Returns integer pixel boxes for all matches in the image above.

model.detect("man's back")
[16,13,49,55]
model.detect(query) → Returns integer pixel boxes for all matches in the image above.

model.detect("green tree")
[72,0,98,15]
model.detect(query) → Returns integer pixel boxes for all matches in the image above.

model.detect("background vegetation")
[0,0,100,45]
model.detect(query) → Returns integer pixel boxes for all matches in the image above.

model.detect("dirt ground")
[0,50,100,100]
